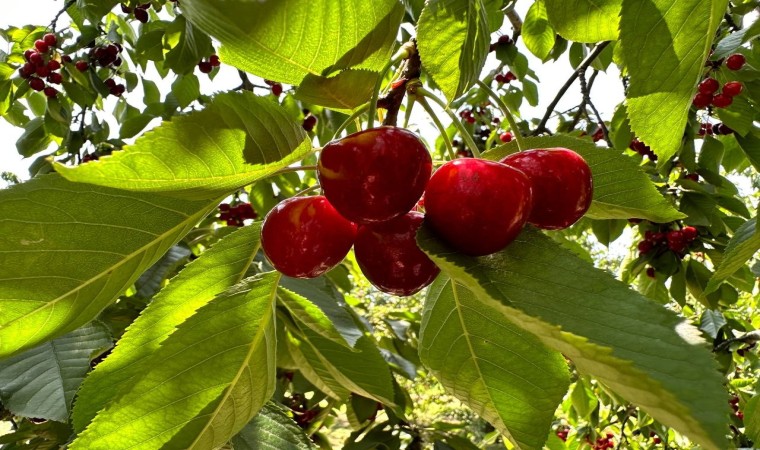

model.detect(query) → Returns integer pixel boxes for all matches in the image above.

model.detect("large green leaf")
[522,1,556,61]
[486,136,684,222]
[620,0,729,164]
[70,272,280,449]
[0,174,214,358]
[0,322,111,422]
[417,0,490,103]
[231,402,315,450]
[72,225,262,432]
[705,218,760,295]
[420,276,570,450]
[180,0,404,85]
[164,16,214,76]
[545,0,621,43]
[295,70,378,111]
[417,227,729,450]
[285,328,352,400]
[55,92,313,200]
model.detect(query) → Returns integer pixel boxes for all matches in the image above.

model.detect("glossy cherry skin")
[318,127,432,224]
[354,211,440,296]
[261,195,357,278]
[424,158,533,256]
[501,148,592,230]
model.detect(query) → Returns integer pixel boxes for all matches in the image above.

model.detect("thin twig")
[505,8,523,42]
[49,0,76,32]
[533,42,610,135]
[579,69,613,147]
[236,70,255,91]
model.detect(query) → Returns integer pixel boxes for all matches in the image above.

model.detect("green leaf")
[0,322,111,422]
[699,310,726,339]
[620,0,729,164]
[0,174,214,358]
[55,92,312,200]
[16,117,52,157]
[746,395,760,443]
[134,245,192,298]
[715,94,754,136]
[417,0,490,103]
[119,113,156,139]
[70,272,280,449]
[164,16,214,76]
[72,224,262,432]
[231,402,315,450]
[522,1,556,61]
[171,74,200,109]
[286,329,352,400]
[417,226,729,450]
[545,0,621,42]
[486,136,684,222]
[295,70,378,111]
[705,218,760,295]
[181,0,404,85]
[419,276,570,450]
[712,19,760,59]
[736,128,760,172]
[278,277,363,349]
[76,0,119,23]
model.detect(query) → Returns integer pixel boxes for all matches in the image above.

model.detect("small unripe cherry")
[712,93,733,108]
[726,53,746,71]
[698,77,720,95]
[722,81,743,97]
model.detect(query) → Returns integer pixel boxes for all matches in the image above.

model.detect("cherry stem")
[332,103,370,141]
[415,85,481,158]
[403,95,414,129]
[293,183,321,198]
[415,96,457,161]
[476,80,526,151]
[271,165,317,176]
[367,43,414,130]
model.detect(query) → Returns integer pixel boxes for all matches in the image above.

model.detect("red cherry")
[261,196,357,278]
[723,81,743,97]
[692,93,712,109]
[43,33,57,47]
[667,230,686,252]
[43,86,58,98]
[424,158,532,256]
[198,61,212,73]
[61,55,72,63]
[47,72,63,84]
[638,240,653,254]
[501,148,593,230]
[712,93,733,108]
[34,40,49,53]
[23,50,35,61]
[47,60,61,71]
[318,127,432,224]
[75,60,89,72]
[121,3,132,13]
[19,63,35,78]
[29,52,43,66]
[134,8,149,23]
[653,437,662,444]
[302,115,318,132]
[209,54,220,67]
[499,132,512,143]
[698,78,719,95]
[726,53,746,71]
[681,226,698,241]
[28,77,45,91]
[271,83,283,96]
[354,212,440,296]
[646,267,656,278]
[35,65,50,77]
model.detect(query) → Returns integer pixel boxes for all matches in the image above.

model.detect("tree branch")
[533,42,610,136]
[580,69,613,147]
[379,41,421,127]
[50,0,76,32]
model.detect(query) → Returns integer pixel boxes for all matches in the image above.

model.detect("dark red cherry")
[712,93,733,108]
[698,78,719,95]
[261,195,357,278]
[681,226,698,241]
[723,81,743,97]
[318,127,432,224]
[501,148,593,230]
[424,158,532,256]
[726,53,746,71]
[354,211,440,296]
[42,33,57,47]
[692,93,712,109]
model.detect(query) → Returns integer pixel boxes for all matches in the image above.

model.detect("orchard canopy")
[0,0,759,449]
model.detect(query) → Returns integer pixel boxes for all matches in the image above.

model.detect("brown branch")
[533,42,610,136]
[49,0,76,32]
[379,41,421,127]
[580,69,613,147]
[236,70,255,91]
[505,8,523,42]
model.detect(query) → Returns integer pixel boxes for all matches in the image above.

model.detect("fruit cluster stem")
[332,103,370,141]
[476,80,526,151]
[415,96,457,160]
[378,40,422,127]
[414,86,481,158]
[368,41,418,130]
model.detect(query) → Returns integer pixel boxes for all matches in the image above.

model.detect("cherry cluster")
[629,138,658,161]
[730,395,744,420]
[104,78,126,97]
[261,127,593,296]
[197,54,221,74]
[637,226,699,258]
[88,42,123,68]
[121,3,152,23]
[587,433,615,449]
[217,202,257,227]
[264,79,284,97]
[692,53,746,109]
[649,431,662,445]
[18,33,63,98]
[494,70,517,84]
[489,34,513,52]
[698,121,734,137]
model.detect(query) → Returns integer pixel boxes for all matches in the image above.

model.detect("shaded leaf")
[231,402,315,450]
[705,218,760,294]
[545,0,621,43]
[295,70,378,111]
[134,245,192,298]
